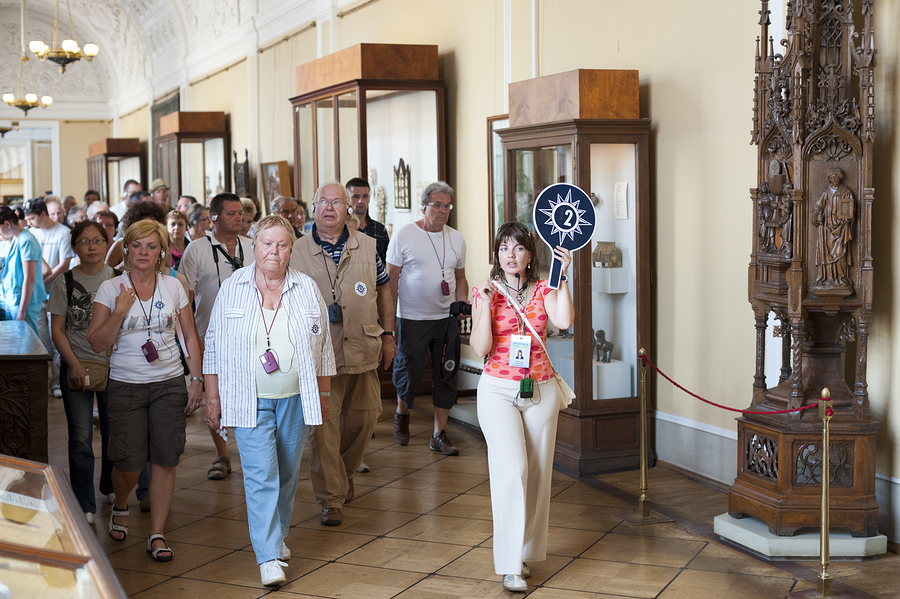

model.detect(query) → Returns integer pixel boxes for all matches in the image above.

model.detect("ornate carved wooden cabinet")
[156,112,230,203]
[728,0,879,537]
[86,138,145,204]
[498,70,652,476]
[0,322,49,463]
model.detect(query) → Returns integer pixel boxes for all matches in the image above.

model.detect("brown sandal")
[207,456,231,480]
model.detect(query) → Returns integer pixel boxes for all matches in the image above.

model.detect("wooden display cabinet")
[86,138,145,204]
[497,69,653,476]
[289,43,446,231]
[156,111,230,203]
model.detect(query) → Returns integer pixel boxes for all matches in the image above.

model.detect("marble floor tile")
[544,558,680,598]
[387,514,494,546]
[338,536,471,573]
[658,568,797,599]
[280,562,426,598]
[580,531,706,568]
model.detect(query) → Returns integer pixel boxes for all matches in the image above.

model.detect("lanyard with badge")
[256,287,286,374]
[129,272,160,362]
[502,277,534,399]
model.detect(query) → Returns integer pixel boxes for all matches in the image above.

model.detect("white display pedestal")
[559,357,632,399]
[592,266,629,294]
[714,514,887,558]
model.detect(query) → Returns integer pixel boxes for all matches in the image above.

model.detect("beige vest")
[290,229,383,374]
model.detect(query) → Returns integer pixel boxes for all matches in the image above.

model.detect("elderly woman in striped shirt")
[203,215,336,588]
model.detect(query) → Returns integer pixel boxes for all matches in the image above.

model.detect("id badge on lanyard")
[509,334,531,368]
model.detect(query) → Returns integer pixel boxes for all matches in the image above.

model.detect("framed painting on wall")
[261,161,291,206]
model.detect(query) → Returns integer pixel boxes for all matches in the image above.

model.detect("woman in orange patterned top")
[470,221,573,593]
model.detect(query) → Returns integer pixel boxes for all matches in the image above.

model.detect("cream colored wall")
[59,121,112,200]
[257,28,318,198]
[117,105,149,141]
[188,60,249,191]
[870,3,900,487]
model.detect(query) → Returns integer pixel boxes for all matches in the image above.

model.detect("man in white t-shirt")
[25,198,76,396]
[110,179,142,222]
[386,181,469,456]
[179,193,254,480]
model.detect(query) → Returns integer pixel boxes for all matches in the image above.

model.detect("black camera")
[449,301,471,317]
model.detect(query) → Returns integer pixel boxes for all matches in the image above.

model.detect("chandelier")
[28,0,98,73]
[2,2,52,115]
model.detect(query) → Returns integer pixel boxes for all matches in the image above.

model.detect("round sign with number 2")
[532,183,596,289]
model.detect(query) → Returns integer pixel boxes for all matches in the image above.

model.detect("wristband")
[381,331,394,337]
[319,391,331,397]
[190,376,204,383]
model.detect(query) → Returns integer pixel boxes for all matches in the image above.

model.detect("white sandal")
[108,504,128,542]
[146,534,174,562]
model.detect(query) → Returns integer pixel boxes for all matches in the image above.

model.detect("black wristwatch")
[381,331,394,337]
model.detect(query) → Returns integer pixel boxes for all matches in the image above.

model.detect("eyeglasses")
[75,238,107,246]
[316,199,346,209]
[426,202,453,211]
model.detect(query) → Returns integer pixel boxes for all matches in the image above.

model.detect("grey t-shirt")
[48,265,116,362]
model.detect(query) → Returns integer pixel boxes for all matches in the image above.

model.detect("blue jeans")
[60,361,114,513]
[234,395,309,565]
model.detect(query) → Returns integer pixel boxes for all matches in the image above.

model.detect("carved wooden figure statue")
[811,168,855,290]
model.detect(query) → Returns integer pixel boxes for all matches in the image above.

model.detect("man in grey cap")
[150,178,171,212]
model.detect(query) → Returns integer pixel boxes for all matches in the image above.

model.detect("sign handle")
[548,257,563,290]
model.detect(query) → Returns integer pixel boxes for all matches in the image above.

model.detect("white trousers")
[477,373,560,575]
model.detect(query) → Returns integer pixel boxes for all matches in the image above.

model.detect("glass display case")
[498,69,651,476]
[290,44,445,235]
[86,138,145,205]
[156,112,230,203]
[0,454,126,598]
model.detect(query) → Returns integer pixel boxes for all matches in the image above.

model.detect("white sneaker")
[84,512,94,525]
[52,385,62,398]
[282,541,291,560]
[357,462,369,473]
[503,575,527,592]
[260,559,288,587]
[521,562,532,578]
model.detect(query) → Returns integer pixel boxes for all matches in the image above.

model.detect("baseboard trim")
[656,459,731,494]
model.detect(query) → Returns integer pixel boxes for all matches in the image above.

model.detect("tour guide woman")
[469,221,573,593]
[203,215,335,588]
[87,220,204,562]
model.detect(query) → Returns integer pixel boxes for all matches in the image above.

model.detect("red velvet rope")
[639,355,820,415]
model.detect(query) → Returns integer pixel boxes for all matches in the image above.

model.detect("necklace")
[259,270,285,291]
[423,218,447,284]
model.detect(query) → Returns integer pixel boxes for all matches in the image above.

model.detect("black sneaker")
[429,430,459,456]
[393,412,410,446]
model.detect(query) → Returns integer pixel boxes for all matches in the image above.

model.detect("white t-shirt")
[31,222,75,269]
[386,222,466,320]
[94,273,189,383]
[178,231,254,338]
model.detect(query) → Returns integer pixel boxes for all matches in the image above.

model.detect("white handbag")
[491,281,576,410]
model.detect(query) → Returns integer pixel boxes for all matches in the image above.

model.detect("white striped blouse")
[203,263,336,428]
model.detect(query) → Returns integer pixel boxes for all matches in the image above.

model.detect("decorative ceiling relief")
[0,9,108,103]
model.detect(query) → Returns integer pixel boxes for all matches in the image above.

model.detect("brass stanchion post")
[789,388,849,599]
[618,348,672,525]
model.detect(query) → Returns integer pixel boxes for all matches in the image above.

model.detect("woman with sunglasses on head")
[48,221,117,525]
[87,220,203,563]
[469,221,573,593]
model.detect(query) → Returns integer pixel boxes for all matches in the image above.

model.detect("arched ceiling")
[0,0,245,119]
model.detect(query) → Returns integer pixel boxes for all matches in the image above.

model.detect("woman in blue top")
[0,206,45,335]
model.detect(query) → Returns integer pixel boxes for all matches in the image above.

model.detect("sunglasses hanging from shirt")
[207,236,244,288]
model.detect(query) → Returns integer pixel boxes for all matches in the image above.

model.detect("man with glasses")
[271,196,304,238]
[386,181,469,455]
[346,178,390,263]
[290,182,395,526]
[179,193,253,481]
[24,198,75,397]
